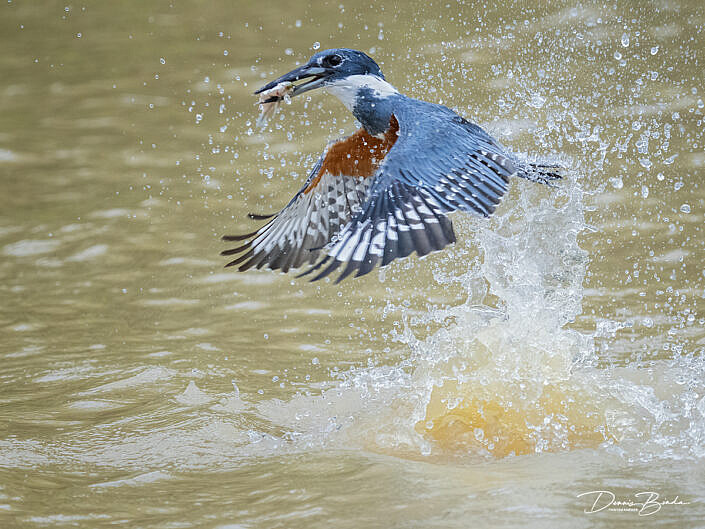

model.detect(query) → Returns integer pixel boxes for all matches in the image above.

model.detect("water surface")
[1,1,704,527]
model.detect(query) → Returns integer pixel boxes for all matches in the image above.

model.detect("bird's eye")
[326,54,343,67]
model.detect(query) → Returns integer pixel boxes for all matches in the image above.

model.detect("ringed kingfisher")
[222,48,559,283]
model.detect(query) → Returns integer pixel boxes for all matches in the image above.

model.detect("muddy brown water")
[1,1,704,527]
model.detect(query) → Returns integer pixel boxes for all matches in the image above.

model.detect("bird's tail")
[518,163,564,186]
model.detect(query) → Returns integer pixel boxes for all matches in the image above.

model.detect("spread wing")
[303,99,521,283]
[221,127,395,273]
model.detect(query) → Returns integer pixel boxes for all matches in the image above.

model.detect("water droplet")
[160,57,166,64]
[312,41,320,50]
[611,177,624,189]
[621,33,630,47]
[284,48,293,56]
[643,317,654,328]
[295,20,302,28]
[680,204,691,213]
[639,158,652,169]
[528,93,546,109]
[614,51,622,60]
[641,185,649,198]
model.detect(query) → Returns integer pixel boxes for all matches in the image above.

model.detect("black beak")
[254,63,332,101]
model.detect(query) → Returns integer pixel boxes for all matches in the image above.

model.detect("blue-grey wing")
[221,145,373,274]
[304,99,520,283]
[382,100,518,216]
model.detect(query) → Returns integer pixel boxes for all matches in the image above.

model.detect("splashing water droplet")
[528,93,546,109]
[614,51,622,60]
[641,185,649,199]
[312,42,320,50]
[651,46,659,55]
[621,33,630,47]
[680,204,691,213]
[160,57,165,65]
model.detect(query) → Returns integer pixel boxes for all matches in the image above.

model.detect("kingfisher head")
[255,48,398,115]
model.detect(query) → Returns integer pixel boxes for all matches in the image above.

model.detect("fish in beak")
[255,63,332,102]
[254,62,333,126]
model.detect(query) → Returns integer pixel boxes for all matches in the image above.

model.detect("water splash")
[406,177,598,457]
[261,174,705,462]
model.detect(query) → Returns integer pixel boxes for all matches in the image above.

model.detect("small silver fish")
[256,81,294,128]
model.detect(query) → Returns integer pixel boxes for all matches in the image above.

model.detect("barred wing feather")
[221,152,372,274]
